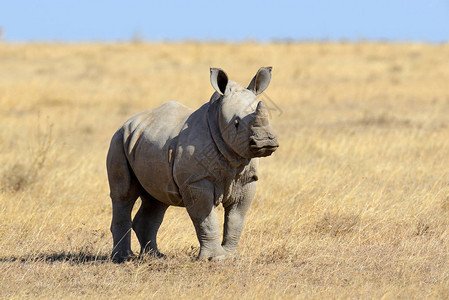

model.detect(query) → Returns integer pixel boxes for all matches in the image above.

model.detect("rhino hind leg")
[132,191,168,258]
[107,130,140,263]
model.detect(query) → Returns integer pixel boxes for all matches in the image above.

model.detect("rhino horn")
[253,101,269,126]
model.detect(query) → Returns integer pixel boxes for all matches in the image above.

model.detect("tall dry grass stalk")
[1,42,449,298]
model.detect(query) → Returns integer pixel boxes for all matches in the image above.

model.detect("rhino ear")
[210,68,229,95]
[248,67,272,95]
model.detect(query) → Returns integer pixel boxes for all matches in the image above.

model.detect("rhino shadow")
[0,251,110,264]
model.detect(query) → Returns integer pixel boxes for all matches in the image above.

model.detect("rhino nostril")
[268,133,277,140]
[249,139,257,147]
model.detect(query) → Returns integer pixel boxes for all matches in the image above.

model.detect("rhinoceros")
[106,67,279,262]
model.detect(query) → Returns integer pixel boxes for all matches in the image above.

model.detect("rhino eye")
[234,118,240,129]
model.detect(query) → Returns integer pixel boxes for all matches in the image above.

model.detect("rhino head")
[209,67,279,159]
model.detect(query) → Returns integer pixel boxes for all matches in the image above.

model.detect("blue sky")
[1,0,448,42]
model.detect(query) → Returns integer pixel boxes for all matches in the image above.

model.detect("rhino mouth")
[249,138,279,157]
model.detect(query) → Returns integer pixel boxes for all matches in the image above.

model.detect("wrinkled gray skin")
[107,67,279,262]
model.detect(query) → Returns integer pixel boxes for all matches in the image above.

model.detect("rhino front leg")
[132,192,168,258]
[184,181,227,260]
[222,182,256,254]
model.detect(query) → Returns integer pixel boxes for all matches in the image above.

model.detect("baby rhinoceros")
[107,67,279,262]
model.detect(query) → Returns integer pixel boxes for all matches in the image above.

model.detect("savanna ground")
[1,42,449,299]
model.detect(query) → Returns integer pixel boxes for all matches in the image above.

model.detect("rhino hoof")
[111,253,135,264]
[208,254,227,262]
[140,249,167,260]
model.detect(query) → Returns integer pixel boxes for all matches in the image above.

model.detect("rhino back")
[123,101,193,205]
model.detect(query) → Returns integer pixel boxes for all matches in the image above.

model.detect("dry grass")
[1,42,449,298]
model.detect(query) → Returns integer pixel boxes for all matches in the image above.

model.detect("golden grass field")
[1,42,449,299]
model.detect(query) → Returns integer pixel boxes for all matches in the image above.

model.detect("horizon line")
[1,37,448,45]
